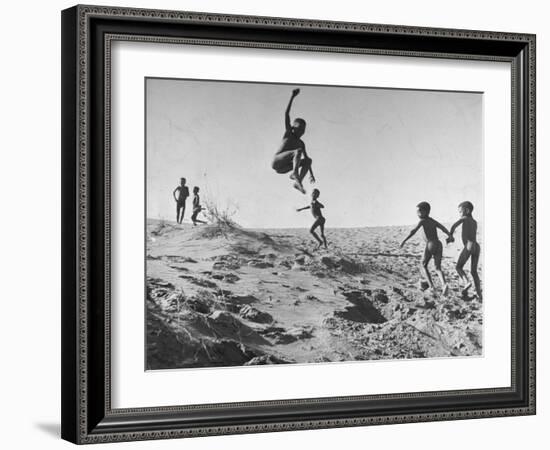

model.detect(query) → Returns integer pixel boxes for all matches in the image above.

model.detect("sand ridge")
[146,219,482,370]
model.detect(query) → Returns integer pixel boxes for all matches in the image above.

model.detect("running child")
[400,201,452,296]
[297,188,327,249]
[271,88,316,194]
[447,201,482,300]
[191,186,206,226]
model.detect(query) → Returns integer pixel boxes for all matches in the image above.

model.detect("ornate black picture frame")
[61,4,536,444]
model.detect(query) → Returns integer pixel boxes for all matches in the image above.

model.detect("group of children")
[270,88,482,300]
[400,201,481,300]
[170,88,481,300]
[172,178,205,226]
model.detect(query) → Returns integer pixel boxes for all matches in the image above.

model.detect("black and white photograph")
[145,78,484,370]
[54,3,537,446]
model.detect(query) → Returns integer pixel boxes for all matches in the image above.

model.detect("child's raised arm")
[400,221,422,248]
[296,205,310,212]
[285,89,300,131]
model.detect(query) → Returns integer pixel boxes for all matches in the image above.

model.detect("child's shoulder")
[419,217,436,228]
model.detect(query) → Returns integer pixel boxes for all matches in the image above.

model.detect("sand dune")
[146,219,482,370]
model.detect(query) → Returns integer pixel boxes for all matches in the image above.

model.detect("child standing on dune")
[447,201,482,300]
[172,177,189,224]
[297,188,327,249]
[400,201,452,296]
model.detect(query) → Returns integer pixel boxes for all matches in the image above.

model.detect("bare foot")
[461,282,472,297]
[293,181,306,194]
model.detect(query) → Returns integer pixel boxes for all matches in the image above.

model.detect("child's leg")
[176,204,182,223]
[180,204,186,223]
[456,248,472,295]
[193,209,206,224]
[191,210,198,225]
[421,248,435,289]
[296,156,312,183]
[310,219,323,246]
[289,151,311,193]
[470,243,482,300]
[433,241,448,295]
[291,150,305,179]
[271,151,295,174]
[319,220,327,248]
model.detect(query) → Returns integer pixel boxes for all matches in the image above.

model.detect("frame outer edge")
[76,3,534,40]
[61,5,80,445]
[67,4,537,443]
[527,34,536,414]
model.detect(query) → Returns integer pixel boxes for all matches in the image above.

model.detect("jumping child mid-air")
[447,201,482,300]
[271,88,316,194]
[172,177,189,224]
[191,186,206,226]
[297,188,327,249]
[400,201,452,296]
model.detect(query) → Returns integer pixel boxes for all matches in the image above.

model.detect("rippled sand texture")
[146,220,483,370]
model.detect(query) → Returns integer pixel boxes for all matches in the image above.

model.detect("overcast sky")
[146,78,483,228]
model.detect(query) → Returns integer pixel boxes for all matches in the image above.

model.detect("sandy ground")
[146,219,483,370]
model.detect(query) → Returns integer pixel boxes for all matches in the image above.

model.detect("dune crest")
[146,219,482,370]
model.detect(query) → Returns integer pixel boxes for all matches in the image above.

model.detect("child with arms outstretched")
[401,201,452,296]
[297,188,327,249]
